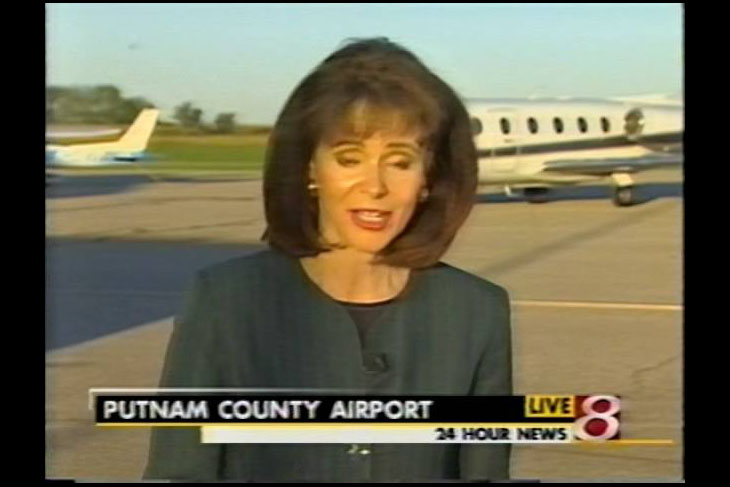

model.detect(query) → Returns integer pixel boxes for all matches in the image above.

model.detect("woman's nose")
[361,164,388,198]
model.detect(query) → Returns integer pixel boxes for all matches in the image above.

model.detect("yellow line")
[575,439,675,446]
[512,300,682,312]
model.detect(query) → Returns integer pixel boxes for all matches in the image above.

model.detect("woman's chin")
[320,225,401,256]
[338,235,394,255]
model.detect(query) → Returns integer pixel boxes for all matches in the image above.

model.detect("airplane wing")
[542,153,683,176]
[46,129,122,141]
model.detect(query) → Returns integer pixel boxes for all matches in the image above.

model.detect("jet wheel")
[613,186,636,207]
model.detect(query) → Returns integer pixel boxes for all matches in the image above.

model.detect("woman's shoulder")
[420,261,510,303]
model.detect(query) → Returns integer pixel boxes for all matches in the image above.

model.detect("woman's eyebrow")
[328,140,423,152]
[387,142,421,152]
[330,140,363,149]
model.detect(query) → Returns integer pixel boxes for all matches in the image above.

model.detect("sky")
[46,3,683,125]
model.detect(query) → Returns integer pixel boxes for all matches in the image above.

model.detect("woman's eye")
[336,157,360,167]
[390,160,412,170]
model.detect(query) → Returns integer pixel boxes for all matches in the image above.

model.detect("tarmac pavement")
[45,168,683,481]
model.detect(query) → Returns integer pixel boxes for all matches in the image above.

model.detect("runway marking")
[512,300,682,312]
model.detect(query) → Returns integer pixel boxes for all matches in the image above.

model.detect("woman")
[145,38,512,482]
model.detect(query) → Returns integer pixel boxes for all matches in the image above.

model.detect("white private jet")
[467,97,683,206]
[45,108,160,168]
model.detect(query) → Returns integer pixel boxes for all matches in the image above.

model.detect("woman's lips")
[349,210,392,231]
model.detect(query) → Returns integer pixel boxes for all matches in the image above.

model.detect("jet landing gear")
[611,173,637,207]
[523,187,550,203]
[613,186,637,207]
[501,185,549,203]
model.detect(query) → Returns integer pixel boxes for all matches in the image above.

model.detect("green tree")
[91,85,122,122]
[112,97,155,124]
[45,85,155,124]
[174,102,204,129]
[190,108,203,128]
[214,113,236,133]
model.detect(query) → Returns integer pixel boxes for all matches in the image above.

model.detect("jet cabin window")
[600,117,610,133]
[624,108,644,140]
[527,117,538,134]
[553,117,564,134]
[499,118,511,135]
[577,117,588,133]
[470,117,483,135]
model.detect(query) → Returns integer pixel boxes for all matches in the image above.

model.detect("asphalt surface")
[46,170,684,481]
[46,239,262,350]
[45,175,682,352]
[46,174,154,199]
[45,172,682,205]
[45,173,257,199]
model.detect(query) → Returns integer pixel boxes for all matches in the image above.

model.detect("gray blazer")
[145,248,512,481]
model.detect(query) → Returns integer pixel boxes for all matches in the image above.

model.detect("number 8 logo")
[574,395,620,441]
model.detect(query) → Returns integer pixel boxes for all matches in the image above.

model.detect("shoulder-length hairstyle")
[263,38,477,269]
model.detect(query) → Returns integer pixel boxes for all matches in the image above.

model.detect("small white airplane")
[466,96,683,206]
[45,108,160,167]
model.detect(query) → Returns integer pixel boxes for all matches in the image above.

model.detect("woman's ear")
[307,163,319,193]
[424,150,435,174]
[419,186,429,202]
[308,162,316,182]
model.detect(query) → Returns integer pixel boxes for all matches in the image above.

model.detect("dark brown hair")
[263,38,477,268]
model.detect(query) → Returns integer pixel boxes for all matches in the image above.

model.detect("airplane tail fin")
[116,108,160,151]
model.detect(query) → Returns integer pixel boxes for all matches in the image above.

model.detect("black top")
[145,248,512,482]
[336,298,395,348]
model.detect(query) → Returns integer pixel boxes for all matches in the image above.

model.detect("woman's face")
[310,120,428,256]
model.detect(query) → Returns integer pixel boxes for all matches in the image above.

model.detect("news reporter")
[145,38,512,482]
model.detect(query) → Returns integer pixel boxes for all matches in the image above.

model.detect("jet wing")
[542,153,683,176]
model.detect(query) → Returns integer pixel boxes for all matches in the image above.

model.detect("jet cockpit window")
[553,117,564,134]
[577,117,588,133]
[527,117,538,134]
[500,118,511,135]
[470,117,483,135]
[600,117,610,133]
